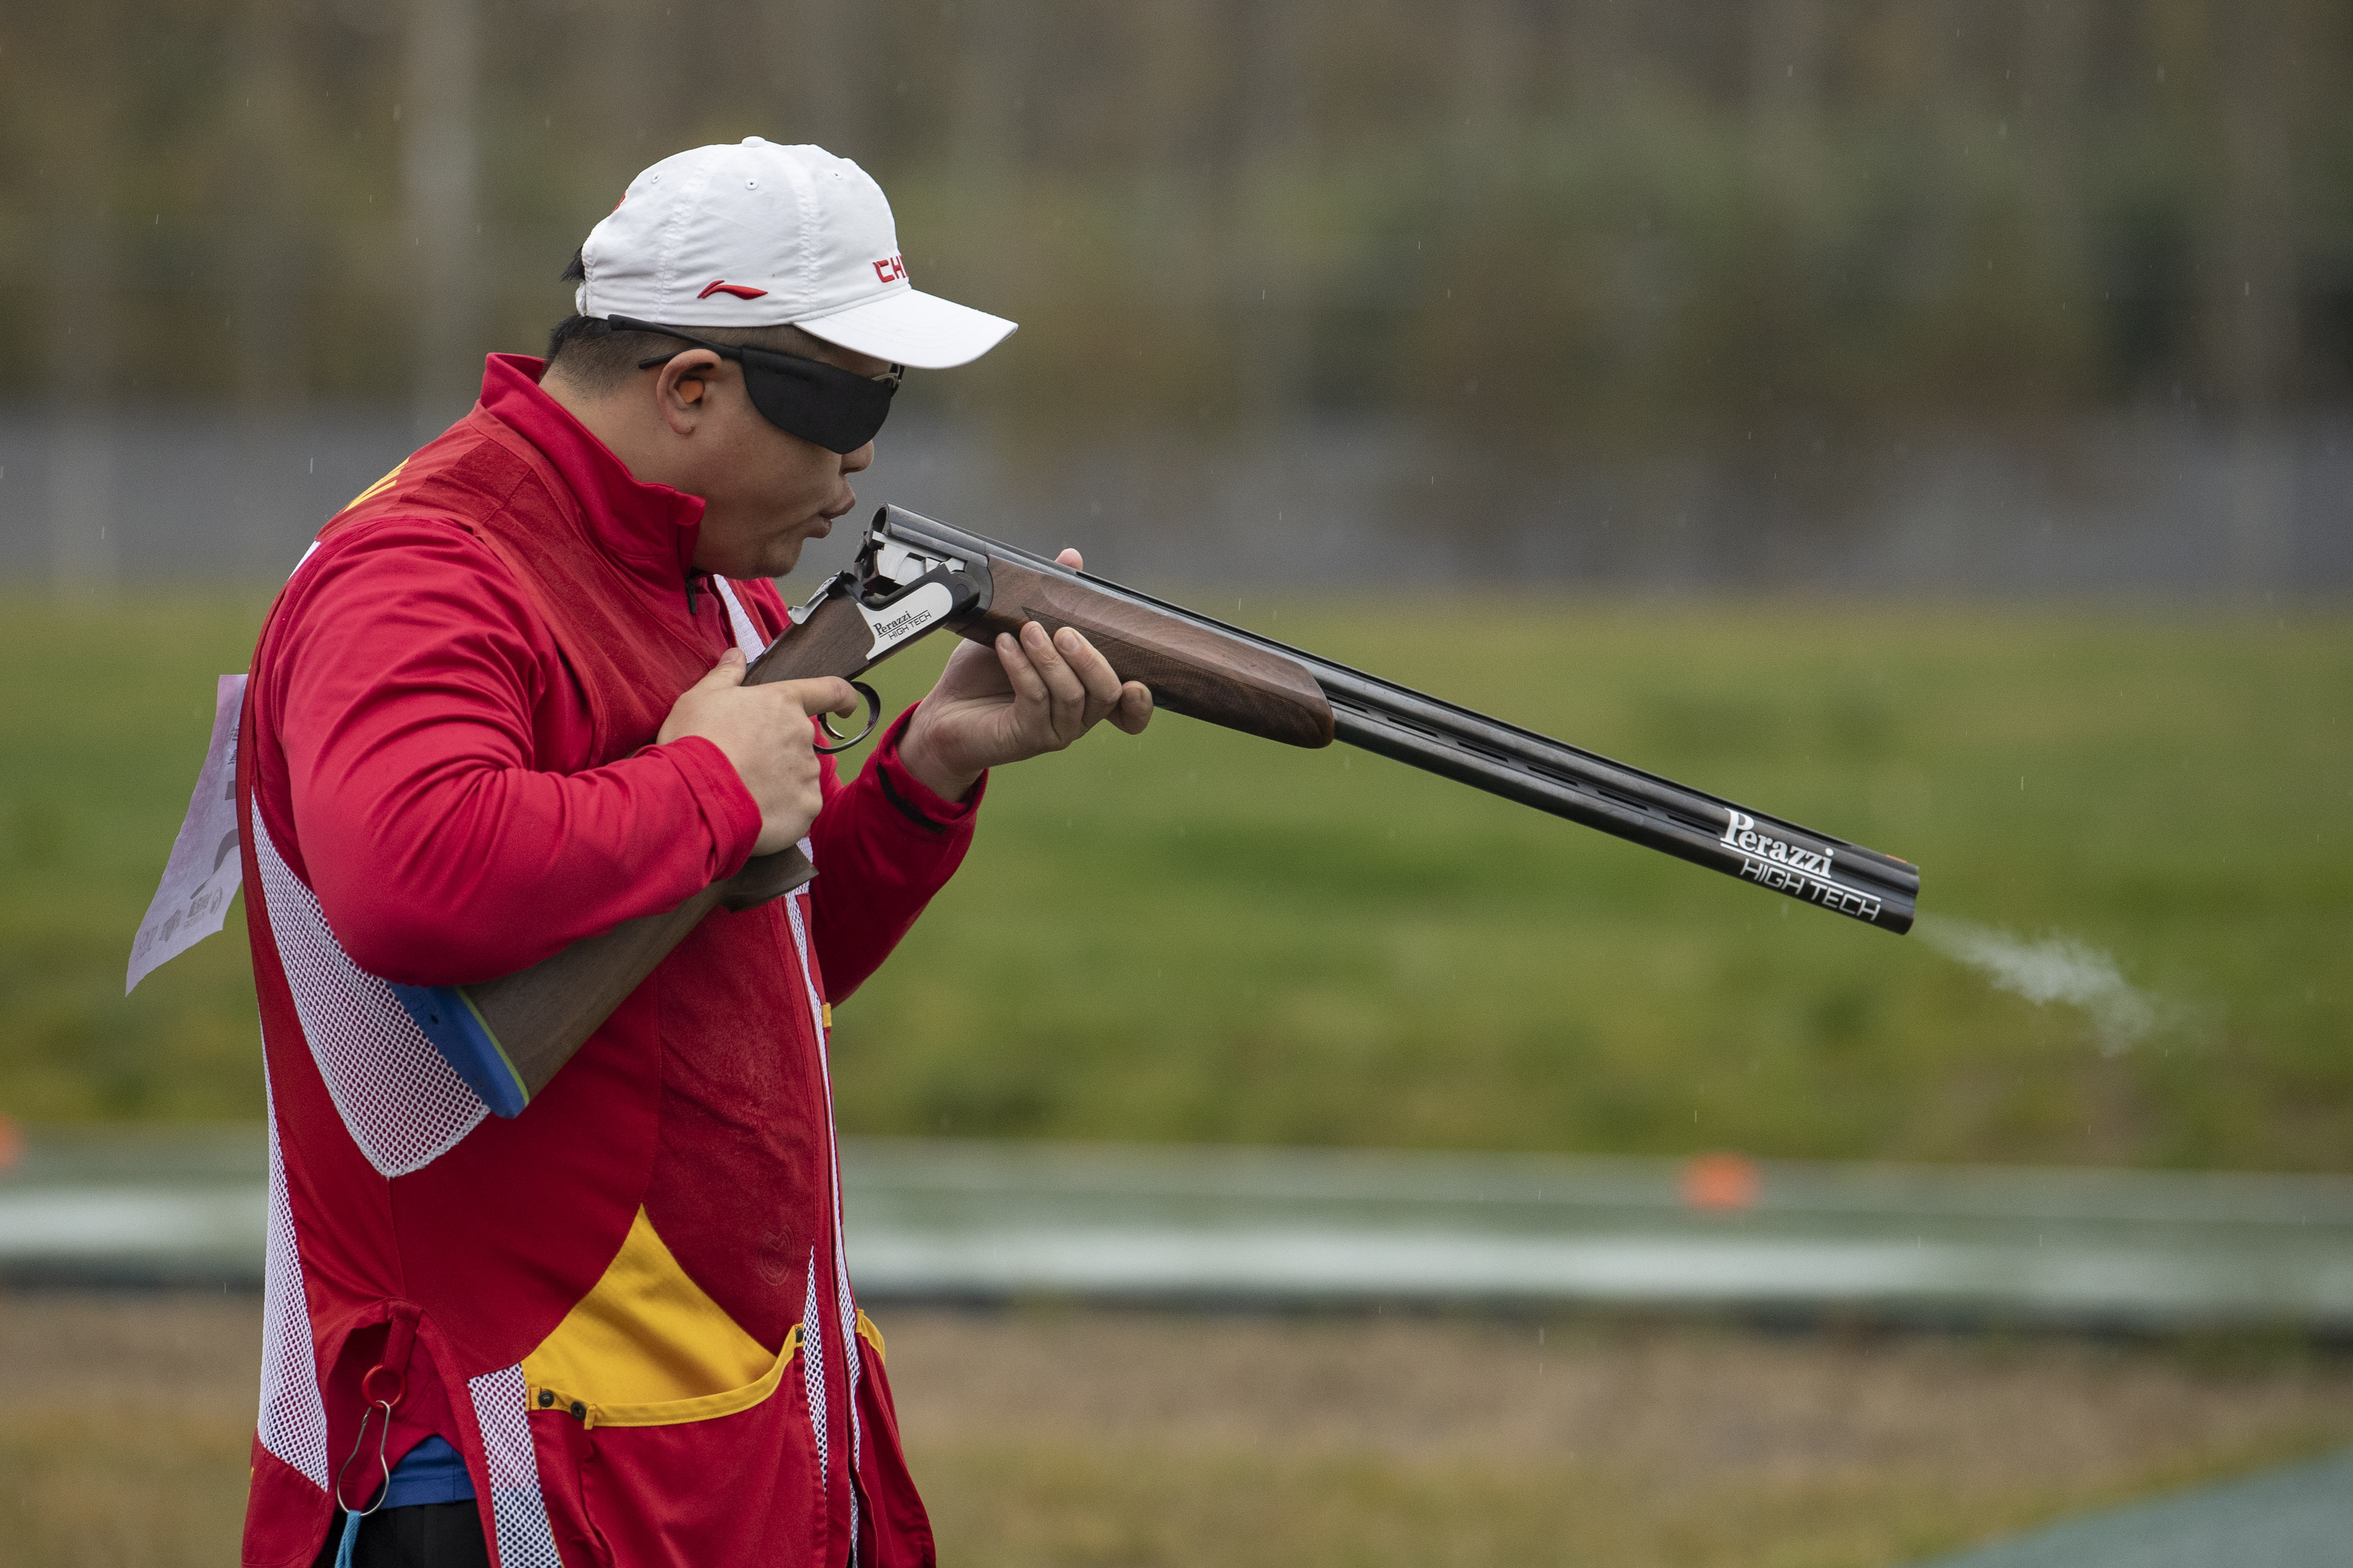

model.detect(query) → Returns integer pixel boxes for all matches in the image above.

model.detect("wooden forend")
[962,557,1335,748]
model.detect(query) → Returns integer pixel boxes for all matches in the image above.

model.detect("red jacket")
[238,354,974,1567]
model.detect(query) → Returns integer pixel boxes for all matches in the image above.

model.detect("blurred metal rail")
[6,1126,2353,1328]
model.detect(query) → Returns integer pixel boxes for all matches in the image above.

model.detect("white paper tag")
[715,576,771,659]
[126,674,248,993]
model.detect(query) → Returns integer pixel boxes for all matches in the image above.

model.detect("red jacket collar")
[474,354,705,585]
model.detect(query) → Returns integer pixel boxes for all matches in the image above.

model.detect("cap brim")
[793,289,1017,370]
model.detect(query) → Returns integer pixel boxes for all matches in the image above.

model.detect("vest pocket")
[564,1337,828,1566]
[528,1323,799,1430]
[520,1205,799,1428]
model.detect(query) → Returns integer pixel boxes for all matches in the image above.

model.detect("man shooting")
[238,138,1147,1568]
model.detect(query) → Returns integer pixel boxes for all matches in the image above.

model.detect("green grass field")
[4,595,2347,1172]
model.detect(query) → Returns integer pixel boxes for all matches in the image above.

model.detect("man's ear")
[655,350,721,436]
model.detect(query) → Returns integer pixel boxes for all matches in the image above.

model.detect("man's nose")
[843,442,875,475]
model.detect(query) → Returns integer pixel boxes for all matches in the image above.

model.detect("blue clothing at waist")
[379,1435,474,1508]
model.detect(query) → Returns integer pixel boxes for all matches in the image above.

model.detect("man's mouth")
[812,495,857,536]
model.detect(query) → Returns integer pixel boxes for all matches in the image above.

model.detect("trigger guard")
[814,681,883,755]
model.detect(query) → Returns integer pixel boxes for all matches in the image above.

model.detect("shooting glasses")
[607,315,902,454]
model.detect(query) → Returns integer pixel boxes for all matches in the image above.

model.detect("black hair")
[542,250,673,392]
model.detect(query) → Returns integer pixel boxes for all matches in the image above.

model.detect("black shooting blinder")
[607,315,901,455]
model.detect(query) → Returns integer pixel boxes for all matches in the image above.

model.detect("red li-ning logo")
[872,255,908,284]
[698,280,769,300]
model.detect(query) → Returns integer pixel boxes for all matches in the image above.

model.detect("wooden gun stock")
[388,589,899,1118]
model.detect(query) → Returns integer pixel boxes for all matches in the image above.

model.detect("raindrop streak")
[1913,916,2172,1055]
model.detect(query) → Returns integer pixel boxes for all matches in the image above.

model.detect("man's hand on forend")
[899,548,1154,801]
[661,649,860,856]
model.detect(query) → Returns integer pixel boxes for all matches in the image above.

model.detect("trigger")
[814,681,883,756]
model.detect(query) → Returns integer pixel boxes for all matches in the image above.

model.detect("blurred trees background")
[1,0,2344,446]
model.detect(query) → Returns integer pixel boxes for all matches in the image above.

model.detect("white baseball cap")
[574,139,1016,370]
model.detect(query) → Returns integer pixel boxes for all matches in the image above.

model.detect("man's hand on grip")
[900,548,1153,801]
[660,648,859,856]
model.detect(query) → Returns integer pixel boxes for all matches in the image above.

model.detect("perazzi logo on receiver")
[856,581,955,655]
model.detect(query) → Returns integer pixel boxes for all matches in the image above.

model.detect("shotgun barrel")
[870,506,1920,935]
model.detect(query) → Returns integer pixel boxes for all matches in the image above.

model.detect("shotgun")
[393,506,1920,1117]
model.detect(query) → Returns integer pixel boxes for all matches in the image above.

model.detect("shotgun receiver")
[394,505,1920,1117]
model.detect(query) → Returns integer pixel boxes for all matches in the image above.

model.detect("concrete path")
[1917,1448,2353,1568]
